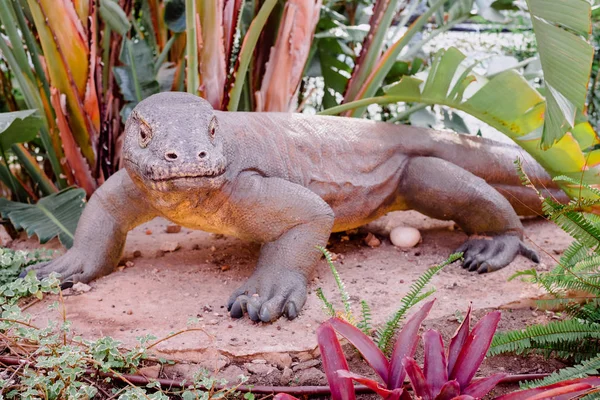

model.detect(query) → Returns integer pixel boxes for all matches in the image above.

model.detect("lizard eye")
[139,123,152,148]
[208,117,218,139]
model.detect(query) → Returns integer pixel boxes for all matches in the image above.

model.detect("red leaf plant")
[275,301,599,400]
[494,376,600,400]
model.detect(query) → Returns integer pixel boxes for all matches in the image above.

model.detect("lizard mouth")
[151,169,226,181]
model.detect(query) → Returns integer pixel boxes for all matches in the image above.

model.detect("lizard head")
[122,92,228,192]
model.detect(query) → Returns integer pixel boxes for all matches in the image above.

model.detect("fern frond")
[315,287,336,318]
[375,253,460,354]
[514,158,543,200]
[559,241,590,271]
[583,212,600,228]
[489,319,600,357]
[552,211,600,251]
[565,299,600,322]
[539,275,600,297]
[317,246,354,322]
[553,175,600,199]
[531,339,600,363]
[410,288,436,307]
[356,300,372,335]
[520,354,600,389]
[572,255,600,274]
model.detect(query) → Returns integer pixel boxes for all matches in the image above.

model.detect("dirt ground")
[9,210,573,393]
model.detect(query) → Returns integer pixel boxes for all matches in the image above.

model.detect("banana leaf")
[0,187,86,248]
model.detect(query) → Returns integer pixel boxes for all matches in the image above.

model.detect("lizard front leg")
[399,156,538,273]
[226,173,334,322]
[23,170,157,286]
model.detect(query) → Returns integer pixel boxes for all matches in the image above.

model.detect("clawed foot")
[19,250,111,289]
[455,233,539,274]
[227,269,308,323]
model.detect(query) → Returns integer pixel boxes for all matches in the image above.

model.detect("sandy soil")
[9,210,572,390]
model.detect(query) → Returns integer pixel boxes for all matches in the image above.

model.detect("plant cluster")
[487,161,600,393]
[316,245,460,352]
[0,273,251,399]
[0,247,54,286]
[275,300,599,399]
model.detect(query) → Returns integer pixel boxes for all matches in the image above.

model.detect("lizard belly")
[308,175,410,233]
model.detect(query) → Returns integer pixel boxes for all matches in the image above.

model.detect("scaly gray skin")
[26,92,568,322]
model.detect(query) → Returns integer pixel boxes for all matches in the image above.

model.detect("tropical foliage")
[0,1,598,239]
[276,301,600,399]
[488,162,600,391]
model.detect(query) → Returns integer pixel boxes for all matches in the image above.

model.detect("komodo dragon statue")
[26,92,568,323]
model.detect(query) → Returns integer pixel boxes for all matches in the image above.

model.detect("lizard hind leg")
[397,156,539,273]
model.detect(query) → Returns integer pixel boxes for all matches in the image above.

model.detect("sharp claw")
[60,281,74,290]
[477,262,490,274]
[229,295,249,318]
[284,302,298,320]
[463,258,473,270]
[468,261,479,272]
[259,307,272,323]
[247,303,260,322]
[247,297,262,322]
[230,302,244,319]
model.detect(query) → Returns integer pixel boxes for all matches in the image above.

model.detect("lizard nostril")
[165,151,179,161]
[198,151,207,159]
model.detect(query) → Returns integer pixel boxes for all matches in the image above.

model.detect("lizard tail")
[417,130,570,217]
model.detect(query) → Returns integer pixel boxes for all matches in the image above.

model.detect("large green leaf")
[0,110,43,149]
[0,187,86,248]
[527,0,593,147]
[99,0,130,36]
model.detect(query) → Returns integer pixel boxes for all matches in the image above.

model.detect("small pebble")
[125,261,135,268]
[221,265,230,272]
[390,226,421,248]
[364,232,381,248]
[166,224,182,233]
[133,250,142,258]
[160,241,180,252]
[145,229,152,235]
[72,282,92,293]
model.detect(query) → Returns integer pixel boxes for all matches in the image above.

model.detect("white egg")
[390,226,421,248]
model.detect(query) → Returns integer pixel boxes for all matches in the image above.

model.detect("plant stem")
[399,16,469,62]
[126,40,143,102]
[318,96,391,116]
[185,0,199,94]
[154,33,180,72]
[102,25,113,94]
[11,144,57,195]
[389,103,428,123]
[0,143,20,202]
[349,0,446,117]
[227,0,278,111]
